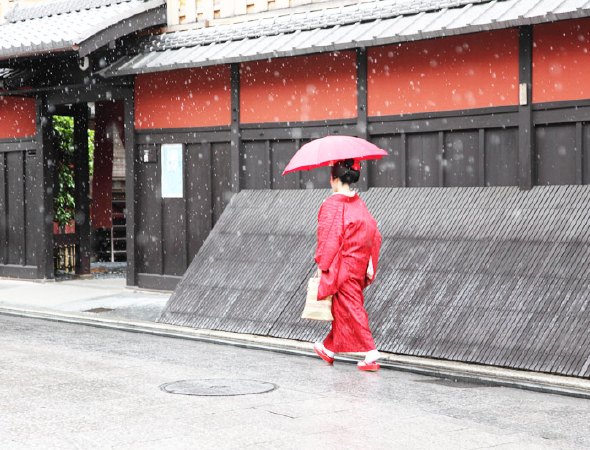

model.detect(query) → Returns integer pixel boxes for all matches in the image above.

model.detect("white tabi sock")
[320,343,334,358]
[365,349,380,363]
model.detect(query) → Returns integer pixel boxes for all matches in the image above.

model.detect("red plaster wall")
[134,67,231,129]
[367,30,519,116]
[240,52,357,123]
[533,18,590,103]
[0,96,36,138]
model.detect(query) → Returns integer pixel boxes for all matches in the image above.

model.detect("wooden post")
[123,90,137,287]
[518,26,534,190]
[74,103,91,275]
[231,63,241,193]
[37,96,55,279]
[356,47,369,192]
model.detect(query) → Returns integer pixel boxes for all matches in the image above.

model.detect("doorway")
[49,100,127,278]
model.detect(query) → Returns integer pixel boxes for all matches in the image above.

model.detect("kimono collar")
[331,192,359,203]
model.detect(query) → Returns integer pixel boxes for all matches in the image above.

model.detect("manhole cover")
[416,378,489,389]
[84,307,114,313]
[160,379,278,397]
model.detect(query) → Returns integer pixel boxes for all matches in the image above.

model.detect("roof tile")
[103,0,590,76]
[0,0,164,59]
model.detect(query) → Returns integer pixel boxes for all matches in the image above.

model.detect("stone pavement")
[0,277,169,322]
[0,277,589,400]
[2,315,590,450]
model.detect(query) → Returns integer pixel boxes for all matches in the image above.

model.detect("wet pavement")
[0,278,169,322]
[2,315,590,449]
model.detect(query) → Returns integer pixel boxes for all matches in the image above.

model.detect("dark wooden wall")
[238,109,522,191]
[134,129,232,290]
[134,102,590,289]
[0,140,40,278]
[533,102,590,185]
[368,108,520,188]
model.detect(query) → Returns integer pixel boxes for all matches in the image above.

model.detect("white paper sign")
[161,143,183,198]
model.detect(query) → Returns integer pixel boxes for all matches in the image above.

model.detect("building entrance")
[48,100,126,278]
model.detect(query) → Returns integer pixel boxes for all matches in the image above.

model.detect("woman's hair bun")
[331,158,360,184]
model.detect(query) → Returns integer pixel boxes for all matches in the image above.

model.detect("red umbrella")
[282,135,388,175]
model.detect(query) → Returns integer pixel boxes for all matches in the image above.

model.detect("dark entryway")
[49,103,91,277]
[90,101,127,266]
[49,99,127,278]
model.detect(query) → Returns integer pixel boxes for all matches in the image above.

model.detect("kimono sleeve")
[366,227,382,285]
[314,200,343,272]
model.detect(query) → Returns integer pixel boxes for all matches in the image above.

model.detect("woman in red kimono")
[313,159,382,371]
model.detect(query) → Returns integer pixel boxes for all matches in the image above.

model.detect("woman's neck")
[333,183,355,197]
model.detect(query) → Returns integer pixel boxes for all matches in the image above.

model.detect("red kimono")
[315,193,382,353]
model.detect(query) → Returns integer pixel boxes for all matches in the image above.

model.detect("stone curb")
[1,305,589,399]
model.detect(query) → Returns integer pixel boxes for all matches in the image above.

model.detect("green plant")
[53,115,95,228]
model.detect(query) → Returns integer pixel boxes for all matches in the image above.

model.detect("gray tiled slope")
[159,186,590,378]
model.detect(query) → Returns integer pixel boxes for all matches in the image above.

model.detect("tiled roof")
[149,0,492,50]
[0,0,166,60]
[5,0,132,22]
[103,0,590,76]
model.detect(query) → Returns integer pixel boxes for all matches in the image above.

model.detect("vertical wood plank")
[438,131,445,187]
[184,141,190,267]
[0,153,6,264]
[25,150,38,266]
[485,128,519,186]
[265,139,271,188]
[270,140,299,189]
[295,138,302,189]
[400,133,407,187]
[576,122,583,185]
[7,151,25,265]
[211,142,232,224]
[240,141,270,189]
[186,142,213,261]
[158,144,164,276]
[583,124,590,185]
[479,128,486,187]
[207,143,213,229]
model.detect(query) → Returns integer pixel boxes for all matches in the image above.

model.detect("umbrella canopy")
[282,135,388,175]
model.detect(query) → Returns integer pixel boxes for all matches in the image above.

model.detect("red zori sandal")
[313,343,334,365]
[358,360,380,372]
